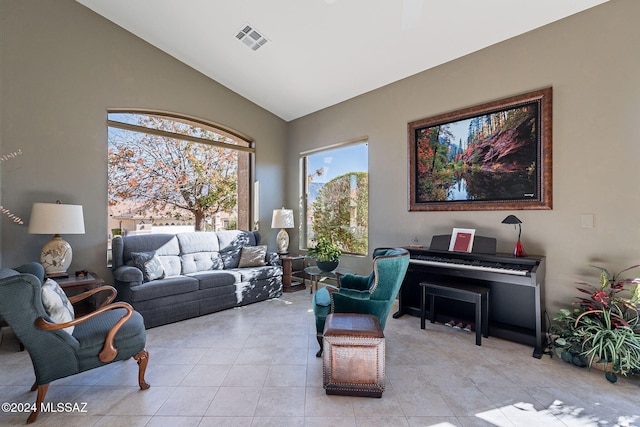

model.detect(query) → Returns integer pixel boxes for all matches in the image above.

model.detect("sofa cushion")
[131,251,166,282]
[120,234,182,277]
[177,232,224,273]
[217,230,257,269]
[187,270,241,290]
[158,255,182,277]
[181,252,224,274]
[238,245,267,267]
[232,265,282,282]
[177,232,220,253]
[41,278,75,334]
[127,276,199,302]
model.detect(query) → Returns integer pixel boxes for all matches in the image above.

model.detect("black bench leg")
[429,295,436,324]
[474,295,482,346]
[482,293,489,338]
[420,285,426,329]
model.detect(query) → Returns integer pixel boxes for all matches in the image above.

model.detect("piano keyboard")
[409,256,530,276]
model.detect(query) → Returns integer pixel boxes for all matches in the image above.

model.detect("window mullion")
[107,120,255,154]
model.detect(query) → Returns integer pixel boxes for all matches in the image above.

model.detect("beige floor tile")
[255,386,306,417]
[205,386,261,416]
[2,289,639,426]
[222,364,269,386]
[180,364,231,387]
[155,385,218,416]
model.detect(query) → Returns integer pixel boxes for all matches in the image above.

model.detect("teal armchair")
[0,263,150,424]
[311,247,410,356]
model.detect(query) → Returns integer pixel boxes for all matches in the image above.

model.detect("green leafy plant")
[548,264,640,383]
[306,238,341,262]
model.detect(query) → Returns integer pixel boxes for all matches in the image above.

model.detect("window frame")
[107,109,255,232]
[299,136,369,256]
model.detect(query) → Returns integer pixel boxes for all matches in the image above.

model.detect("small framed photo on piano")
[449,228,476,252]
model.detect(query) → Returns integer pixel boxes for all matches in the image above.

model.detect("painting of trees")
[108,115,239,231]
[409,87,551,211]
[415,104,538,203]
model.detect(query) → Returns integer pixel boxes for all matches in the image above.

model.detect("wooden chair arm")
[67,285,117,308]
[35,301,135,363]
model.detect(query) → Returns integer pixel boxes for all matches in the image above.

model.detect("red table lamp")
[501,215,526,257]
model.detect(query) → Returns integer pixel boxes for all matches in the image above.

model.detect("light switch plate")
[581,213,594,228]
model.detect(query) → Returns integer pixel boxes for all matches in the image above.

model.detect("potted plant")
[548,264,640,383]
[307,238,342,272]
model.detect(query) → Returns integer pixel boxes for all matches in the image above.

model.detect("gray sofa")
[111,230,283,328]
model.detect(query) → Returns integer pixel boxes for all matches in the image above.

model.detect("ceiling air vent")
[235,24,269,51]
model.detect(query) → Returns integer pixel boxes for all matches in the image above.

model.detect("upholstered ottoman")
[322,313,385,397]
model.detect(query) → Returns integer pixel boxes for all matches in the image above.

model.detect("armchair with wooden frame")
[0,262,149,424]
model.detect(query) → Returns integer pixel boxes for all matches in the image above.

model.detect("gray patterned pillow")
[41,278,75,334]
[238,245,267,268]
[131,251,166,282]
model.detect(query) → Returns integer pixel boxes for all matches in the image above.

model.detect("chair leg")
[316,334,323,357]
[27,383,48,424]
[134,348,150,390]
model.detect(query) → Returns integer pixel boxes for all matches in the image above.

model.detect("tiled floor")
[1,288,639,426]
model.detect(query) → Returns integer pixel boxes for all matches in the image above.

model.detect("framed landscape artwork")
[408,87,552,211]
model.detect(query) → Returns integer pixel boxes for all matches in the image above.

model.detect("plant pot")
[316,260,339,272]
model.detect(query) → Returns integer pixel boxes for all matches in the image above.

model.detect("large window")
[107,111,253,237]
[301,140,368,255]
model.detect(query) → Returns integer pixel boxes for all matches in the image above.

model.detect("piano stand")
[420,281,489,346]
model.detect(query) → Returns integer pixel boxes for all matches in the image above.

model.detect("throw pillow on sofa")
[41,278,75,334]
[131,251,166,282]
[238,245,267,267]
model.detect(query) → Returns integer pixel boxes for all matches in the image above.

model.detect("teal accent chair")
[0,263,150,424]
[311,248,410,357]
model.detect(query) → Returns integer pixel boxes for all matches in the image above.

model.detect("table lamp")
[501,214,526,257]
[271,208,294,254]
[28,201,85,276]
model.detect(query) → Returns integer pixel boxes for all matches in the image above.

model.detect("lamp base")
[514,239,526,257]
[40,234,73,276]
[276,228,290,254]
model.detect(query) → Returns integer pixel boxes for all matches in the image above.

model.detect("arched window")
[107,110,254,237]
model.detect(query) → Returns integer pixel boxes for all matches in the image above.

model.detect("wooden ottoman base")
[322,313,385,397]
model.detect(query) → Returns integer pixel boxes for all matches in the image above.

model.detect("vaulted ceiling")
[75,0,609,121]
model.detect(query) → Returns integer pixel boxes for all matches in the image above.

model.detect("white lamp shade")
[271,208,294,229]
[28,202,85,235]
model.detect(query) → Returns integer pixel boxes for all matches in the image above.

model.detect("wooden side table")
[280,254,307,292]
[54,273,105,316]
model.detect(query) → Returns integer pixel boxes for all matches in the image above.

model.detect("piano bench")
[322,313,385,397]
[419,281,489,346]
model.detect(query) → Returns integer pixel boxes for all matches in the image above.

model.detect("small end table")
[54,272,105,316]
[304,266,353,294]
[279,254,307,292]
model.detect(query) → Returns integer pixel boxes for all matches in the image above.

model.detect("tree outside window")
[303,142,368,255]
[108,112,252,237]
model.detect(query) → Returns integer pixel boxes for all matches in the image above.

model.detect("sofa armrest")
[267,252,281,267]
[112,265,143,286]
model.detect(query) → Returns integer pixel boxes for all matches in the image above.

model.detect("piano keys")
[395,236,546,358]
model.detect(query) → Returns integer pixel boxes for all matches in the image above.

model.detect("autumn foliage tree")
[108,116,238,231]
